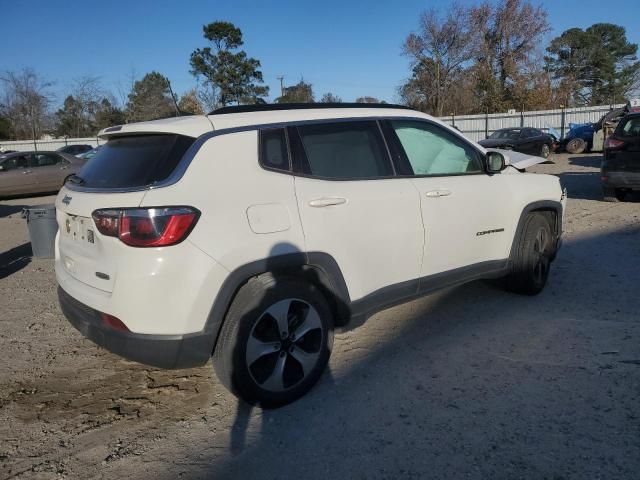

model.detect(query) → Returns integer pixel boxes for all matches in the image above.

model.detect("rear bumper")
[58,286,214,369]
[601,170,640,189]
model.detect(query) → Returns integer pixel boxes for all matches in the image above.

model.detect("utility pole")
[276,76,284,97]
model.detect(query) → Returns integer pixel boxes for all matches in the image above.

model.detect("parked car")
[55,103,565,407]
[57,144,93,156]
[601,112,640,202]
[562,123,596,154]
[76,145,103,161]
[478,127,555,158]
[0,151,85,197]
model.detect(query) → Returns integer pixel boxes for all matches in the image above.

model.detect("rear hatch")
[56,133,198,292]
[609,115,640,171]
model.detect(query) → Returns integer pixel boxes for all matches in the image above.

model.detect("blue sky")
[2,0,639,107]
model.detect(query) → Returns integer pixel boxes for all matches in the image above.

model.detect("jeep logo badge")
[62,195,72,206]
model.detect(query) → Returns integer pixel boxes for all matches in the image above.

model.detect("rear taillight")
[604,137,625,149]
[92,207,199,247]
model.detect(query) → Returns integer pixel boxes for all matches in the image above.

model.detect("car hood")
[492,148,548,169]
[478,138,517,148]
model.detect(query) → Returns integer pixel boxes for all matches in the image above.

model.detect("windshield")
[76,134,194,189]
[489,129,521,140]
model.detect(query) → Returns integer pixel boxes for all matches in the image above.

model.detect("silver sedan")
[0,151,86,197]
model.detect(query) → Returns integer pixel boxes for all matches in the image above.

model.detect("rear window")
[76,135,194,188]
[618,116,640,137]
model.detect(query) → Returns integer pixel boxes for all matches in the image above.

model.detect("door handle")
[309,197,347,208]
[425,189,451,197]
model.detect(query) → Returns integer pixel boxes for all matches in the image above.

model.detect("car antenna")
[166,77,182,117]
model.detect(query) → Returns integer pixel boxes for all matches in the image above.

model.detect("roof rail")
[209,102,414,115]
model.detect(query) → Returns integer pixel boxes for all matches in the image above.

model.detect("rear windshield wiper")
[67,174,86,185]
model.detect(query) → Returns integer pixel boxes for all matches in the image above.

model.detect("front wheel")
[213,275,333,407]
[506,213,554,295]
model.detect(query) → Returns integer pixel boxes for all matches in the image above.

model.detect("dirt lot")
[1,153,639,479]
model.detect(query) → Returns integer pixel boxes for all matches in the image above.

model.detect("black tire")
[213,274,333,408]
[506,213,554,295]
[565,138,586,154]
[602,187,626,202]
[540,143,551,159]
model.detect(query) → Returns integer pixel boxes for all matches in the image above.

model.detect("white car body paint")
[56,106,564,341]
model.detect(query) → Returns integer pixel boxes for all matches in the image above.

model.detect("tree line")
[400,0,639,116]
[1,0,638,141]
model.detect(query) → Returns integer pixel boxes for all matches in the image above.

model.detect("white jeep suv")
[55,104,565,406]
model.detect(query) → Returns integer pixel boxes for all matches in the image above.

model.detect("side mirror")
[486,151,506,173]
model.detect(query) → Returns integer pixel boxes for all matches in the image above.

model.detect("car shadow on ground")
[166,221,640,480]
[568,155,602,168]
[0,204,28,219]
[556,170,640,203]
[0,242,32,279]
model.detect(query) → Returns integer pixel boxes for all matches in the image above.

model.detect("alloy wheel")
[532,227,550,283]
[245,298,324,392]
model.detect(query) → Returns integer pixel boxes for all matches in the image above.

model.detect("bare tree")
[402,3,477,116]
[69,76,104,137]
[178,88,205,115]
[0,68,54,140]
[115,68,138,121]
[355,96,381,104]
[320,92,342,103]
[470,0,549,111]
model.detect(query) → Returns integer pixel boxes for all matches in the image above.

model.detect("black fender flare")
[202,251,351,353]
[509,200,563,263]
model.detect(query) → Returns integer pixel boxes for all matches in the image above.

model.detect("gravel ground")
[1,153,639,480]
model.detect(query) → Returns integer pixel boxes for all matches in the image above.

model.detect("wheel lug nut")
[289,346,295,353]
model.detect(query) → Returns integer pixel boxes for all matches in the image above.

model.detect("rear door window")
[32,153,63,167]
[76,135,194,189]
[296,121,393,179]
[619,117,640,137]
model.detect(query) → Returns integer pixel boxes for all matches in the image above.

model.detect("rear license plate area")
[64,215,95,245]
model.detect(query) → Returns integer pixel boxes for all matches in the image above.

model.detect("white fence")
[438,104,625,142]
[0,137,102,153]
[0,103,626,151]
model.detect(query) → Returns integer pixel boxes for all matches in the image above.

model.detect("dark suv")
[57,144,93,156]
[602,113,640,202]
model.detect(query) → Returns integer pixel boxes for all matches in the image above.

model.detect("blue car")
[562,123,595,154]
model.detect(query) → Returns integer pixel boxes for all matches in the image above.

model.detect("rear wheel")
[540,143,551,159]
[506,213,554,295]
[565,138,586,154]
[213,275,333,407]
[603,187,626,202]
